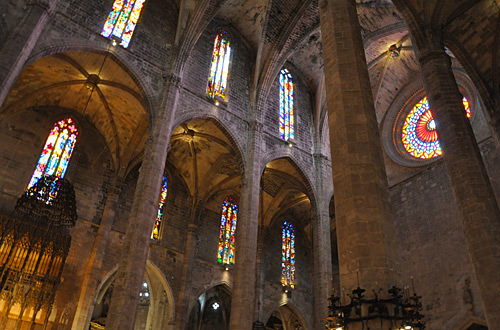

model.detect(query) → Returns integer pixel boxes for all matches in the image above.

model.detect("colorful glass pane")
[101,0,145,48]
[281,221,295,289]
[207,32,231,100]
[27,118,78,196]
[151,173,168,240]
[217,197,238,265]
[279,68,294,141]
[401,96,471,160]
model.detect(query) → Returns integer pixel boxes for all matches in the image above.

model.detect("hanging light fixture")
[0,175,77,329]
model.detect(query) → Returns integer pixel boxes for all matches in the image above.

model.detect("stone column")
[71,177,121,329]
[319,0,398,303]
[312,154,333,330]
[229,121,262,330]
[174,222,198,329]
[105,75,181,330]
[415,45,500,329]
[0,0,59,106]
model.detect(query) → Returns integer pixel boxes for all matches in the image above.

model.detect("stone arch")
[1,48,151,174]
[171,113,246,175]
[90,260,174,330]
[187,283,232,330]
[260,154,316,207]
[453,315,488,330]
[25,42,155,123]
[264,303,309,330]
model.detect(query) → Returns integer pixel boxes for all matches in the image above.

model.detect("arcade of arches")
[0,0,499,329]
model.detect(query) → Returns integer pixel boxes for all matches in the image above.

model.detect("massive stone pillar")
[319,0,398,306]
[229,121,262,330]
[415,44,500,329]
[312,154,333,330]
[174,222,198,329]
[0,0,59,106]
[105,75,181,330]
[71,176,121,329]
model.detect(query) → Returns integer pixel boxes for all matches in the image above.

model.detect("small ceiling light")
[215,100,220,106]
[112,39,117,47]
[212,302,220,310]
[225,267,229,271]
[288,142,293,148]
[389,44,401,58]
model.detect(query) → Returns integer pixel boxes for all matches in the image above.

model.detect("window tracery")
[279,68,294,141]
[28,118,78,196]
[401,96,470,159]
[281,221,295,289]
[217,197,238,265]
[207,32,231,101]
[101,0,146,48]
[151,173,168,240]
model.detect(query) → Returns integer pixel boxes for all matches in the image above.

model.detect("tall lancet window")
[27,118,78,197]
[279,68,294,141]
[151,173,168,240]
[101,0,146,48]
[281,221,295,289]
[217,197,238,265]
[207,32,231,101]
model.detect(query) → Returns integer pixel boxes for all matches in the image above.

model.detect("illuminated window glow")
[279,68,294,140]
[281,221,295,289]
[101,0,146,48]
[217,197,238,265]
[402,96,470,160]
[207,32,231,100]
[151,173,168,240]
[28,118,78,197]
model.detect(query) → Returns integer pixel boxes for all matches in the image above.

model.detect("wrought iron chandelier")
[0,175,77,329]
[324,283,425,330]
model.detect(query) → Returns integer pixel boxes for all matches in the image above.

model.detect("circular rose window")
[401,96,470,160]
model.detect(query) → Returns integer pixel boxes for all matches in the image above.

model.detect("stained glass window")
[151,173,168,240]
[101,0,146,48]
[207,32,231,100]
[217,197,238,265]
[27,118,78,194]
[279,68,294,141]
[281,221,295,289]
[401,96,471,160]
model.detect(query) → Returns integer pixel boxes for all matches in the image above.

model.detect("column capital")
[162,73,182,88]
[416,47,451,67]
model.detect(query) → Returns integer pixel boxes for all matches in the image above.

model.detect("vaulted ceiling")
[0,51,148,172]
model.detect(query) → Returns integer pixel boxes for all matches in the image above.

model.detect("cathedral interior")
[0,0,499,329]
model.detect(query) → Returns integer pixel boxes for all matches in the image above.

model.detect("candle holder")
[324,285,425,330]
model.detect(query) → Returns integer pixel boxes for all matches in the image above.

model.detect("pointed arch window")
[27,118,78,193]
[151,173,168,240]
[402,96,471,160]
[101,0,146,48]
[207,32,232,101]
[279,68,294,141]
[281,221,295,289]
[217,197,238,265]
